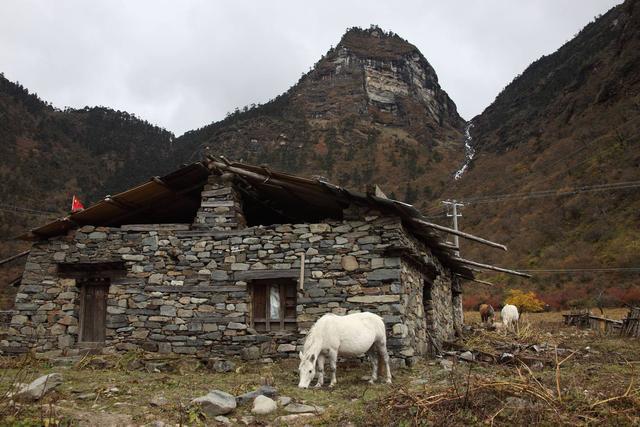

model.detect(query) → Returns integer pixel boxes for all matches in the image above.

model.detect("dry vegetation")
[1,310,638,426]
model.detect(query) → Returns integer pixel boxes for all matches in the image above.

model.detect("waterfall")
[454,123,475,180]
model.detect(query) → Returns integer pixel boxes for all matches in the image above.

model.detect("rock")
[191,390,237,416]
[277,343,296,352]
[150,396,169,407]
[346,295,400,303]
[284,402,323,413]
[208,359,236,373]
[439,359,453,371]
[241,346,260,360]
[499,353,514,363]
[239,415,255,425]
[15,373,63,402]
[341,255,358,271]
[277,396,292,406]
[274,413,315,424]
[236,385,277,405]
[251,395,277,415]
[459,351,474,362]
[214,415,232,426]
[77,392,97,400]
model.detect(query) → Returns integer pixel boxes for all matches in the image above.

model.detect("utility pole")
[442,200,464,256]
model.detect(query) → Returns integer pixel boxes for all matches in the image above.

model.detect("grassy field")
[1,309,638,426]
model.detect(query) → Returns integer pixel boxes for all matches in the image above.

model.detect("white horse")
[501,304,520,332]
[298,312,392,388]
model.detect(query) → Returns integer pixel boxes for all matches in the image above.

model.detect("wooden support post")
[299,252,305,290]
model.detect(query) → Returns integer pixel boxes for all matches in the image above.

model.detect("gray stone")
[236,385,277,405]
[227,322,246,330]
[274,414,315,425]
[15,373,63,402]
[366,269,399,281]
[88,231,107,240]
[160,306,176,317]
[122,254,144,261]
[251,395,277,415]
[191,390,236,416]
[341,255,358,271]
[148,274,164,284]
[346,295,400,303]
[459,351,474,362]
[277,396,292,406]
[150,396,169,407]
[277,343,296,352]
[284,402,323,413]
[214,415,232,425]
[209,359,236,373]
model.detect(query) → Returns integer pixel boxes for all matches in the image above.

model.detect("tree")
[505,289,545,313]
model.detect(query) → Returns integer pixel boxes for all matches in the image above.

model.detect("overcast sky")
[0,0,622,135]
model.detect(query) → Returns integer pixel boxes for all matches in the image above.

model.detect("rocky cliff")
[177,27,465,202]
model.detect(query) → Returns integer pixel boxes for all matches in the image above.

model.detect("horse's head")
[297,351,316,388]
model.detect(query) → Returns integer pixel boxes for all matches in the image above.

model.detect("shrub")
[504,289,545,313]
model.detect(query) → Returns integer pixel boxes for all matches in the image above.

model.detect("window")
[250,279,297,332]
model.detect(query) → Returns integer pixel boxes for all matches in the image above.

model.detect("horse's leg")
[328,349,338,388]
[377,341,392,384]
[367,348,379,384]
[314,353,325,388]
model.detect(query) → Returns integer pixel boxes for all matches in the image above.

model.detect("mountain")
[177,26,466,202]
[450,0,640,308]
[0,74,183,307]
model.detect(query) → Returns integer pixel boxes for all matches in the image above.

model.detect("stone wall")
[194,175,246,230]
[3,214,454,365]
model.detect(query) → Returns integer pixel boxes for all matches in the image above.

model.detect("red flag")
[71,195,85,213]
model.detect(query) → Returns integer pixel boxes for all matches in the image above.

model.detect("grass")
[1,309,639,425]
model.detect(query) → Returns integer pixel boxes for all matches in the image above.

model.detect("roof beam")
[455,274,495,286]
[452,257,532,278]
[408,217,508,251]
[0,250,30,266]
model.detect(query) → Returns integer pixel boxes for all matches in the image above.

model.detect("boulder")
[236,385,277,405]
[207,359,236,373]
[459,351,474,362]
[15,373,63,402]
[191,390,236,416]
[251,395,277,415]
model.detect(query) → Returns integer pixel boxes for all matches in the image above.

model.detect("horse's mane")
[303,313,336,354]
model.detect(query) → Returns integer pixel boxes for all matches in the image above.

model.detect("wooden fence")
[563,307,639,337]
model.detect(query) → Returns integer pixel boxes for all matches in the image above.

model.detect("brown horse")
[479,304,495,324]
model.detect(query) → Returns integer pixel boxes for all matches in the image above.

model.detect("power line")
[0,204,60,217]
[516,267,640,273]
[459,180,640,204]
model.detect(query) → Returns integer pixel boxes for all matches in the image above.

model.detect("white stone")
[251,395,277,415]
[347,295,400,303]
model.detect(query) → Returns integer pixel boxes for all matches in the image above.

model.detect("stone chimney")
[193,173,246,230]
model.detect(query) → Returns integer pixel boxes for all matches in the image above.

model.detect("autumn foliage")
[504,289,545,313]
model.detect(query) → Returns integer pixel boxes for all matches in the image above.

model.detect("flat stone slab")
[15,373,63,402]
[236,385,277,405]
[284,402,324,413]
[191,390,236,416]
[274,413,316,425]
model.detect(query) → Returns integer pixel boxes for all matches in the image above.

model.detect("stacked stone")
[194,175,246,230]
[4,199,457,367]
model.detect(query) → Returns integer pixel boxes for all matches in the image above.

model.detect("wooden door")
[79,280,109,343]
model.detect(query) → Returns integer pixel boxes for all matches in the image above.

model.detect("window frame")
[250,278,297,332]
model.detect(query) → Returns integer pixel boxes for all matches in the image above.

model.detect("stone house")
[3,159,525,366]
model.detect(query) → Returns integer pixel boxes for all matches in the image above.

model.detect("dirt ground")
[1,309,639,426]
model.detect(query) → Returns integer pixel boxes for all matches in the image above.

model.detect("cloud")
[0,0,622,134]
